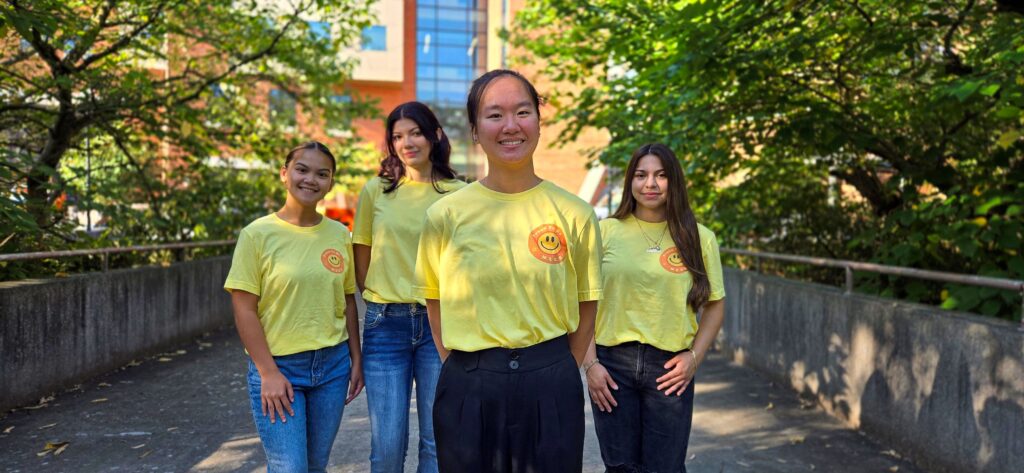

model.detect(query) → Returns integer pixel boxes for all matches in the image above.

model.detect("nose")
[403,134,416,149]
[644,175,658,189]
[501,115,520,134]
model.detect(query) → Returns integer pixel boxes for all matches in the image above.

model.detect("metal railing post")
[102,253,109,272]
[845,266,854,295]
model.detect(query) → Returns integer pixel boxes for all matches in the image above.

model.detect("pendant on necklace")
[646,246,661,253]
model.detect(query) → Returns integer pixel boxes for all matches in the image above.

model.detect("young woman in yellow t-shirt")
[352,102,464,473]
[414,70,603,472]
[583,143,726,473]
[224,141,365,472]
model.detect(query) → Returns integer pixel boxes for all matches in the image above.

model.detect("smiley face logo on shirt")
[528,224,568,264]
[659,247,688,274]
[321,248,346,274]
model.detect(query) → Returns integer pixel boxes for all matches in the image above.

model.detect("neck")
[633,206,667,223]
[405,163,432,183]
[480,163,541,193]
[277,199,322,227]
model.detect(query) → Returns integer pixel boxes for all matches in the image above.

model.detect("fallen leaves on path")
[36,441,69,457]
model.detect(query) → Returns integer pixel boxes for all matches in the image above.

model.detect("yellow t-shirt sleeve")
[413,209,443,300]
[352,179,377,246]
[224,228,261,296]
[574,212,603,301]
[703,230,726,301]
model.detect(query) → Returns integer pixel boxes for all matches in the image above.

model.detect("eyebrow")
[483,101,534,111]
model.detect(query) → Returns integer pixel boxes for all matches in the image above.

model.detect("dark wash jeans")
[592,342,695,473]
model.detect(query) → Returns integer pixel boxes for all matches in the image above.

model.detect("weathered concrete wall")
[0,257,233,412]
[719,267,1024,473]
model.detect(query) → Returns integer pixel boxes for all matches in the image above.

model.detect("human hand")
[346,362,365,404]
[655,351,696,396]
[586,362,619,412]
[259,369,295,423]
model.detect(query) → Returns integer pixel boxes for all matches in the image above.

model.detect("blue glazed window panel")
[436,46,471,67]
[361,25,387,51]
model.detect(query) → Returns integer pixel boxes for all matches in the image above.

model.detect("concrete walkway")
[1,328,925,473]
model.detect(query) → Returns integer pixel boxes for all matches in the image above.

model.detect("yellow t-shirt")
[595,216,726,352]
[224,214,357,356]
[352,176,466,304]
[414,180,603,351]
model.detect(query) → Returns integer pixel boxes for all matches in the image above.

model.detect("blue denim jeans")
[247,342,351,473]
[592,342,695,473]
[362,302,441,473]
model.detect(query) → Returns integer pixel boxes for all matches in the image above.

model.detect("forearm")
[344,294,362,364]
[425,299,449,361]
[233,307,277,376]
[691,299,725,365]
[569,300,597,366]
[353,244,370,293]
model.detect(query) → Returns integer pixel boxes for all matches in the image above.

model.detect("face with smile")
[474,76,540,170]
[631,154,668,213]
[391,118,434,174]
[280,149,334,207]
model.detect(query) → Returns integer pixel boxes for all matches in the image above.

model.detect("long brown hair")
[611,143,710,311]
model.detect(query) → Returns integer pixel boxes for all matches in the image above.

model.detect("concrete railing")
[719,267,1023,473]
[0,256,233,412]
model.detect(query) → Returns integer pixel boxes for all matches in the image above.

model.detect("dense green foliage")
[513,0,1024,319]
[0,0,377,277]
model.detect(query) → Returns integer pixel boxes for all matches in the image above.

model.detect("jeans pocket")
[364,304,385,329]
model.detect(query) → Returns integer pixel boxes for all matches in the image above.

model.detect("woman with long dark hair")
[414,70,602,472]
[352,101,464,473]
[583,143,726,473]
[225,141,364,472]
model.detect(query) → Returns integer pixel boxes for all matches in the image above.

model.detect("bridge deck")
[0,328,923,472]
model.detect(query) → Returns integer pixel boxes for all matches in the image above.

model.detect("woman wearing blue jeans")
[353,102,465,473]
[226,142,364,472]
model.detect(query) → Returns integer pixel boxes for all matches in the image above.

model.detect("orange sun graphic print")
[320,248,346,274]
[528,224,568,264]
[659,247,688,274]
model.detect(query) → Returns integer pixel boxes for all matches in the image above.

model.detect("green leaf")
[996,130,1021,149]
[979,84,1000,96]
[950,81,982,102]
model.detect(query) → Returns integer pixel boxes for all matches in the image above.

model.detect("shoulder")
[361,176,383,194]
[599,216,624,235]
[696,223,719,245]
[240,214,276,235]
[540,181,594,217]
[439,178,468,192]
[322,218,352,240]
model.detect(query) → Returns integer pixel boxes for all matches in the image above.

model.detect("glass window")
[269,89,296,127]
[437,46,471,67]
[437,31,471,47]
[361,25,387,51]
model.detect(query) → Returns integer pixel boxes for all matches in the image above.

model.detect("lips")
[499,139,525,146]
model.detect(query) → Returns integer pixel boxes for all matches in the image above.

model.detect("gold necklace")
[634,216,668,253]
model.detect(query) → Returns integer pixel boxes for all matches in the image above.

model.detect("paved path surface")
[1,328,925,473]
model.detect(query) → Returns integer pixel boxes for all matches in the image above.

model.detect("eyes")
[294,165,331,179]
[634,171,667,179]
[486,109,533,120]
[392,129,424,141]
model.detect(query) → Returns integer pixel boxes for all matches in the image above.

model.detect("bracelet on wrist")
[582,359,600,374]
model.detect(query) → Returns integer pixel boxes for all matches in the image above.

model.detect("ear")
[279,165,288,183]
[436,127,444,141]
